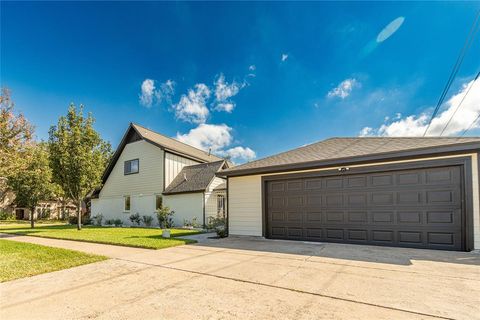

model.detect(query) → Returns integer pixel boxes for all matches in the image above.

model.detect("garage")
[265,165,464,250]
[220,137,480,251]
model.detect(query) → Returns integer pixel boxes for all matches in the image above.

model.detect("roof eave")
[217,141,480,177]
[162,189,205,196]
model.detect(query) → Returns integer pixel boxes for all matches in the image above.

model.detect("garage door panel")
[266,165,464,251]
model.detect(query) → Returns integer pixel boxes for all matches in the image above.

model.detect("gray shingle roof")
[163,160,226,195]
[132,123,223,162]
[220,137,480,176]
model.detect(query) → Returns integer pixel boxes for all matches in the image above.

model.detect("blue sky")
[1,2,480,163]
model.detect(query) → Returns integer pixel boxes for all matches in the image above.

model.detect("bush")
[92,214,103,226]
[142,215,153,227]
[0,210,14,220]
[113,219,123,227]
[129,213,141,225]
[183,217,201,228]
[68,215,92,225]
[156,206,174,229]
[207,216,227,238]
[104,219,114,226]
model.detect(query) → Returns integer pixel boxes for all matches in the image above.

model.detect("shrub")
[183,217,201,228]
[0,210,14,220]
[113,219,123,227]
[104,219,114,225]
[142,215,153,227]
[156,206,174,229]
[92,214,103,226]
[129,213,141,225]
[68,215,77,225]
[207,216,227,238]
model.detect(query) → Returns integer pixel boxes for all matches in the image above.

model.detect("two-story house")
[91,123,229,227]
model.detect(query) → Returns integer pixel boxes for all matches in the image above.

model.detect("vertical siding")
[100,140,164,197]
[228,175,263,236]
[164,152,200,188]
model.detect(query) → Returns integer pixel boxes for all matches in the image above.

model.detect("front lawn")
[0,239,107,282]
[0,224,201,249]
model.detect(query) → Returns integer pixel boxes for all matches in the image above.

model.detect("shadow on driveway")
[194,236,480,266]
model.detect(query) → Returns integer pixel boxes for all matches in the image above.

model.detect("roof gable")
[100,123,224,185]
[163,160,226,195]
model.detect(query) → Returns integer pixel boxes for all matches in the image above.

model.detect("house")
[1,190,77,220]
[219,137,480,252]
[91,123,229,227]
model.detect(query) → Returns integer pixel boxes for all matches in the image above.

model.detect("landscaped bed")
[0,239,107,282]
[0,223,201,249]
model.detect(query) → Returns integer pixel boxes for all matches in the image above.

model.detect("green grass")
[0,224,201,249]
[0,239,107,282]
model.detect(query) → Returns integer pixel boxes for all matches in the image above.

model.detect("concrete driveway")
[1,235,479,320]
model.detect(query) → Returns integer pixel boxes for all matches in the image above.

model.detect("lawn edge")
[0,232,197,250]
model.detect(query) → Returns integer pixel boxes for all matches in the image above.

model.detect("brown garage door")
[266,165,464,250]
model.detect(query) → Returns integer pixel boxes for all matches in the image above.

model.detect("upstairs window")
[124,159,139,175]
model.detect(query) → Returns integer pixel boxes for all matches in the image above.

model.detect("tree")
[48,105,111,230]
[0,88,34,202]
[8,144,54,228]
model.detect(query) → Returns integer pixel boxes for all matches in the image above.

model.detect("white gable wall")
[92,140,164,225]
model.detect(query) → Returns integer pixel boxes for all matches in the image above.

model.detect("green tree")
[48,105,111,230]
[0,88,34,202]
[8,145,54,228]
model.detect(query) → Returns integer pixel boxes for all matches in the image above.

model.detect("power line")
[439,71,480,136]
[460,112,480,137]
[423,10,480,136]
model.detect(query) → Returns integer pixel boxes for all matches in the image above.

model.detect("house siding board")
[164,152,200,188]
[164,193,204,227]
[228,153,480,250]
[100,140,164,197]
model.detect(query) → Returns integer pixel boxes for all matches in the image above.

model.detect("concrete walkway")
[1,234,479,320]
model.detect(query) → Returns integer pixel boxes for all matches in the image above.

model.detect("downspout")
[202,192,206,228]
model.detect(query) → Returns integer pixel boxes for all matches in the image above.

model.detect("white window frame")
[217,194,226,217]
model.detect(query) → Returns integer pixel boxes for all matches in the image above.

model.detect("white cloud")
[327,78,360,99]
[173,83,210,123]
[359,79,480,136]
[139,79,156,107]
[376,17,405,43]
[359,127,374,137]
[281,53,289,62]
[215,103,235,113]
[139,78,175,107]
[213,73,244,113]
[176,123,256,164]
[176,123,232,152]
[218,146,256,163]
[249,65,256,71]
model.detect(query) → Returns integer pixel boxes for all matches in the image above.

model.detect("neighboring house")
[219,137,480,252]
[91,123,229,227]
[1,190,77,220]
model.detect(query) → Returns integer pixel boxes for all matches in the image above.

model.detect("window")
[124,159,139,175]
[155,195,163,210]
[217,195,226,218]
[124,196,131,211]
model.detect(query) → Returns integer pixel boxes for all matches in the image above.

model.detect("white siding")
[164,152,200,188]
[207,176,226,192]
[92,140,163,225]
[229,175,263,236]
[228,154,480,249]
[164,193,204,227]
[100,140,164,197]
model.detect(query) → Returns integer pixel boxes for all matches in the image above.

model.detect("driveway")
[1,235,479,320]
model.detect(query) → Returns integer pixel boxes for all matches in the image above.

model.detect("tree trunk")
[77,199,82,230]
[30,207,35,229]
